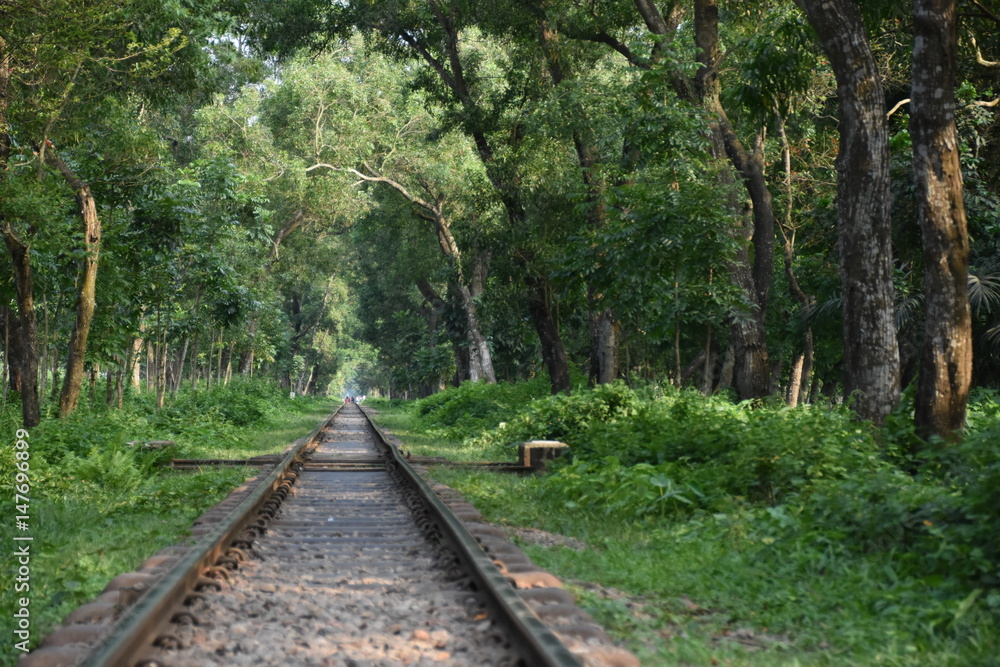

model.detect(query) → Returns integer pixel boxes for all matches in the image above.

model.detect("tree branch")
[346,165,439,218]
[886,98,911,117]
[969,35,1000,67]
[269,209,305,262]
[969,0,1000,25]
[560,25,650,69]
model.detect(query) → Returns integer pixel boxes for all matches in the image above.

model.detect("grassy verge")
[0,381,335,662]
[366,385,1000,666]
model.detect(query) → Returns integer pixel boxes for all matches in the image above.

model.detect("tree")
[0,0,229,422]
[911,0,972,442]
[258,49,499,384]
[45,150,102,417]
[533,0,779,398]
[795,0,901,424]
[340,1,573,393]
[692,0,773,400]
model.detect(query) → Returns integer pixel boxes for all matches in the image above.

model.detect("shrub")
[412,376,551,438]
[468,381,639,451]
[167,378,285,427]
[547,456,704,520]
[562,389,883,505]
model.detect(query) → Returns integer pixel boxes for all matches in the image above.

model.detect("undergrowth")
[372,379,1000,664]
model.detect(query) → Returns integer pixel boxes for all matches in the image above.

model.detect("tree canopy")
[2,0,999,443]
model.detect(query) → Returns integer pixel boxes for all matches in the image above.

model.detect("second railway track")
[33,403,595,667]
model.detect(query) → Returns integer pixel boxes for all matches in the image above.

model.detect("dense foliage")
[4,0,998,433]
[385,378,1000,662]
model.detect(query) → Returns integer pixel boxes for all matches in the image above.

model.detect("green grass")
[424,467,1000,666]
[366,399,496,460]
[0,384,336,663]
[0,467,253,657]
[366,385,1000,667]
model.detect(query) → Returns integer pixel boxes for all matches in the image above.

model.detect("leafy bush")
[548,456,704,520]
[412,376,551,437]
[918,426,1000,590]
[569,389,745,464]
[551,388,884,508]
[467,380,639,452]
[166,378,288,427]
[62,445,145,495]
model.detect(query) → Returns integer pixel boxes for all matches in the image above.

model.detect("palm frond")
[798,295,843,329]
[895,294,923,329]
[968,270,1000,315]
[984,323,1000,347]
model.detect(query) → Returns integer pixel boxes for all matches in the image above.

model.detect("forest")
[2,0,999,433]
[2,0,1000,662]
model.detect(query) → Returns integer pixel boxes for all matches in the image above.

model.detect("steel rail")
[79,406,341,667]
[360,408,583,667]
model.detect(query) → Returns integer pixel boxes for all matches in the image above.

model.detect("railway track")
[25,404,636,666]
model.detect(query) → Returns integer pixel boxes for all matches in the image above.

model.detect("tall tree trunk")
[115,368,123,409]
[538,22,620,386]
[6,308,23,396]
[1,306,8,404]
[146,339,155,393]
[156,319,167,409]
[728,263,771,399]
[796,0,901,424]
[1,40,40,427]
[769,357,784,396]
[188,287,202,392]
[526,275,571,394]
[718,343,735,392]
[105,364,114,406]
[777,116,816,408]
[591,305,620,385]
[1,230,41,427]
[702,322,714,394]
[205,328,216,391]
[39,296,48,400]
[189,329,200,392]
[695,0,771,400]
[911,0,972,442]
[787,352,805,407]
[50,358,60,403]
[456,282,495,383]
[48,152,102,418]
[127,333,143,392]
[219,341,227,386]
[225,342,234,385]
[307,363,319,395]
